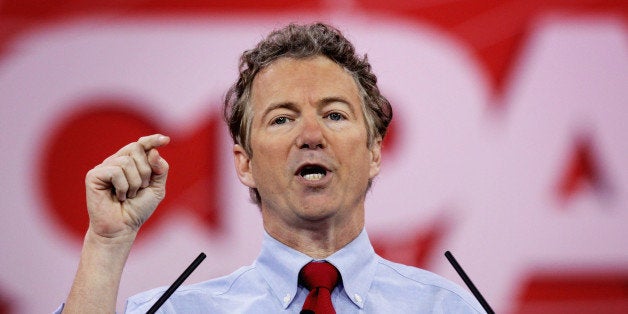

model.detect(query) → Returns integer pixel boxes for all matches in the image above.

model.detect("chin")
[296,204,339,221]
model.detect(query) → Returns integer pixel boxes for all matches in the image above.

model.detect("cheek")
[342,144,372,174]
[250,141,287,177]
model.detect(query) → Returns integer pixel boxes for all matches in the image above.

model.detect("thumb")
[147,149,169,189]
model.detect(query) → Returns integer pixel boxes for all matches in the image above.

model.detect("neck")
[262,210,364,259]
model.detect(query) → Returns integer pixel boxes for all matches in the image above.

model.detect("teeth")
[303,173,324,181]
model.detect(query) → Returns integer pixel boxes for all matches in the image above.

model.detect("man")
[61,23,484,313]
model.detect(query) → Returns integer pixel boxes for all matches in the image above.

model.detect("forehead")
[250,56,362,112]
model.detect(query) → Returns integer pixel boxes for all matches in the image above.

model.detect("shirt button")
[354,294,363,304]
[283,293,291,304]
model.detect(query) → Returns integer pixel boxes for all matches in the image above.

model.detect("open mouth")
[298,165,328,181]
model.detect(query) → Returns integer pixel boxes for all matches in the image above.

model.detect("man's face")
[233,55,382,231]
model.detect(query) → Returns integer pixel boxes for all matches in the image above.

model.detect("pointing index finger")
[137,134,170,151]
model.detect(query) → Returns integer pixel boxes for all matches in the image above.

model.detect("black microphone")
[146,252,207,314]
[445,251,494,314]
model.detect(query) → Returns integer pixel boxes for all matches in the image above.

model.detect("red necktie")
[299,261,340,314]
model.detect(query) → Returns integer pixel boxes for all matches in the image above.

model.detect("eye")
[272,116,290,125]
[327,112,345,121]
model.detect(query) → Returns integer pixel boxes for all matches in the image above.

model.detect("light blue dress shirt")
[123,229,485,313]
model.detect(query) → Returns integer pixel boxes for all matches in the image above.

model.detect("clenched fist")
[84,134,170,240]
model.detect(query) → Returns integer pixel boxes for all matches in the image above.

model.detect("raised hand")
[63,134,171,313]
[84,134,170,240]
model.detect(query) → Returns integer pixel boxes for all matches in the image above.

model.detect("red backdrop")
[1,1,627,313]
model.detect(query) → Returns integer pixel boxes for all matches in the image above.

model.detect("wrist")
[83,227,137,254]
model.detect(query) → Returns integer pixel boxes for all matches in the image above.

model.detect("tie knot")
[299,261,340,291]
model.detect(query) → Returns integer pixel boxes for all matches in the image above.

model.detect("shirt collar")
[255,231,312,309]
[255,229,376,309]
[326,229,376,309]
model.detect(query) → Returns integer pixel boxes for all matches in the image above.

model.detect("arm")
[63,134,170,313]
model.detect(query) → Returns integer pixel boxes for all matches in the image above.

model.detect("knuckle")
[121,155,135,166]
[138,135,150,142]
[121,142,144,156]
[85,168,97,182]
[128,142,145,154]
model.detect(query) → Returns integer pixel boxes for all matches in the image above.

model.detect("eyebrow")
[260,102,299,122]
[319,96,356,116]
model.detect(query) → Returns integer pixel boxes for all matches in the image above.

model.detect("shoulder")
[371,256,484,312]
[374,257,459,290]
[125,264,263,312]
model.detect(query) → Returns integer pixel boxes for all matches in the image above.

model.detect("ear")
[233,144,256,188]
[368,137,382,179]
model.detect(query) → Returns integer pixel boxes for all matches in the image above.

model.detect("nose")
[295,114,326,149]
